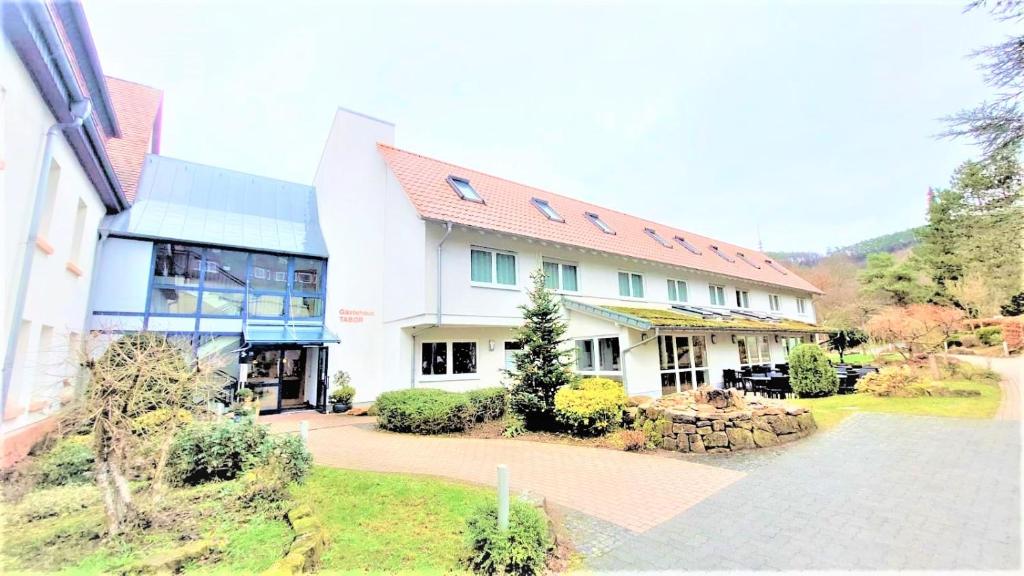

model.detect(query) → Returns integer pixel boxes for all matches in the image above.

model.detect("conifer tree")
[508,269,575,430]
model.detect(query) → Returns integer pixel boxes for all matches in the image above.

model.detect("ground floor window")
[658,335,708,394]
[421,341,478,377]
[504,341,522,372]
[574,336,621,374]
[782,336,804,358]
[737,335,771,366]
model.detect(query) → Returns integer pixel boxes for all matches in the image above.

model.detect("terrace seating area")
[723,362,879,398]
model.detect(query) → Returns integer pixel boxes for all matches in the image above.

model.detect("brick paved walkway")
[264,412,744,532]
[587,413,1021,571]
[954,355,1021,421]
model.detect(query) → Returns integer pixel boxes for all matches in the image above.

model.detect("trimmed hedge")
[466,387,508,422]
[553,377,627,436]
[375,388,473,434]
[465,500,553,575]
[789,344,839,398]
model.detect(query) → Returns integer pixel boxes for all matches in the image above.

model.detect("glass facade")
[148,242,327,321]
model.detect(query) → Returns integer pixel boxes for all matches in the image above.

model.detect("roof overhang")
[562,299,825,335]
[244,324,340,346]
[3,0,127,212]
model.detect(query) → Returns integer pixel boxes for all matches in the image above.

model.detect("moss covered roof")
[603,305,823,334]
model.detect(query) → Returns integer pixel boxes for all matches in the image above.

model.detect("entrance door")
[280,348,307,408]
[315,346,329,413]
[248,348,282,413]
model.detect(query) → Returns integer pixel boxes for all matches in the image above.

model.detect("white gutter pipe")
[410,222,454,387]
[1,100,93,413]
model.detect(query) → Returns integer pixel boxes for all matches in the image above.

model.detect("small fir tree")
[826,328,869,363]
[507,269,575,430]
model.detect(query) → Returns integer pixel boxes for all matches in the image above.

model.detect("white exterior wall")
[2,40,107,430]
[91,238,153,316]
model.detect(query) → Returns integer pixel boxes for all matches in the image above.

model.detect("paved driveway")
[586,413,1020,571]
[267,406,1020,570]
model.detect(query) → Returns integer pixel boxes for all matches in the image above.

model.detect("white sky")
[85,0,1014,253]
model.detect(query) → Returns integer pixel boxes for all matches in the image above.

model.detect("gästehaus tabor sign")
[339,308,375,323]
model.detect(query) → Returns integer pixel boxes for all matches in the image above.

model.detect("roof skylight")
[736,252,761,269]
[447,175,483,203]
[673,236,702,255]
[531,198,564,222]
[585,212,615,234]
[764,259,789,275]
[709,245,736,263]
[644,227,673,248]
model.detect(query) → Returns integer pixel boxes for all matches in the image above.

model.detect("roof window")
[644,227,673,248]
[447,175,483,203]
[585,212,615,234]
[736,252,761,269]
[764,259,789,275]
[709,245,735,263]
[531,198,564,222]
[673,236,702,255]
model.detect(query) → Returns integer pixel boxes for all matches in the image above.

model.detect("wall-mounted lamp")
[710,334,717,344]
[488,340,496,352]
[774,335,780,343]
[730,334,736,344]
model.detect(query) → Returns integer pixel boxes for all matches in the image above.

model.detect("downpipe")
[1,100,93,414]
[411,222,454,387]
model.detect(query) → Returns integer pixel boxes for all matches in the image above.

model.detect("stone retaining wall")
[632,389,817,454]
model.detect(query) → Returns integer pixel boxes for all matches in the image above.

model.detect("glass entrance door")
[248,348,282,413]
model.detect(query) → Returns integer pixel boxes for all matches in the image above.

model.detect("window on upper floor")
[797,297,808,315]
[542,259,578,292]
[673,236,702,255]
[769,294,781,312]
[447,175,483,203]
[644,227,673,248]
[709,284,726,306]
[709,245,735,263]
[531,198,564,222]
[471,247,517,287]
[69,199,88,265]
[735,290,750,308]
[585,212,615,234]
[667,279,688,303]
[618,271,644,298]
[736,252,761,269]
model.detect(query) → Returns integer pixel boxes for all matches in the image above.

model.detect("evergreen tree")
[858,253,931,307]
[826,328,869,363]
[507,269,575,430]
[915,188,968,305]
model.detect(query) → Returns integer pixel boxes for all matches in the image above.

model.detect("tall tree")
[507,270,575,430]
[915,188,968,305]
[858,253,932,307]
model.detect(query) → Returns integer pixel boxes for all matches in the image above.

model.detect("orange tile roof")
[104,77,163,202]
[379,144,823,294]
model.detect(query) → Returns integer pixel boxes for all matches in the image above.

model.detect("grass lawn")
[826,351,902,365]
[292,467,492,573]
[2,467,496,575]
[789,379,1001,428]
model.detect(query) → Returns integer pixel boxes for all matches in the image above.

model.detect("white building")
[1,1,161,462]
[315,109,824,403]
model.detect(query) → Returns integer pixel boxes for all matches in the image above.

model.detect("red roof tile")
[104,77,163,202]
[379,144,823,294]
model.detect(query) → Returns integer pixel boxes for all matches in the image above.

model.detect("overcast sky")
[86,0,1012,253]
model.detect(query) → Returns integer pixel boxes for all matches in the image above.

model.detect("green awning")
[244,324,340,345]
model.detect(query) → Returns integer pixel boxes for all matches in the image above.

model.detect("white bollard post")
[497,464,509,531]
[1003,341,1010,357]
[299,420,309,443]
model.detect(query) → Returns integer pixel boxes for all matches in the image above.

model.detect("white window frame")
[737,335,772,367]
[503,340,522,373]
[658,334,710,394]
[542,258,579,293]
[667,278,688,303]
[618,271,645,299]
[709,284,726,306]
[574,335,622,376]
[769,294,781,312]
[796,297,808,315]
[735,290,750,309]
[420,340,480,381]
[470,246,518,290]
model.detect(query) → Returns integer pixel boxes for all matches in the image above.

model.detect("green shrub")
[788,344,839,398]
[939,359,1000,383]
[857,366,931,397]
[329,383,356,404]
[502,413,527,438]
[375,388,473,434]
[640,417,671,450]
[465,387,508,422]
[465,500,553,576]
[975,326,1004,346]
[553,377,627,436]
[167,417,310,485]
[35,435,94,487]
[366,403,379,417]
